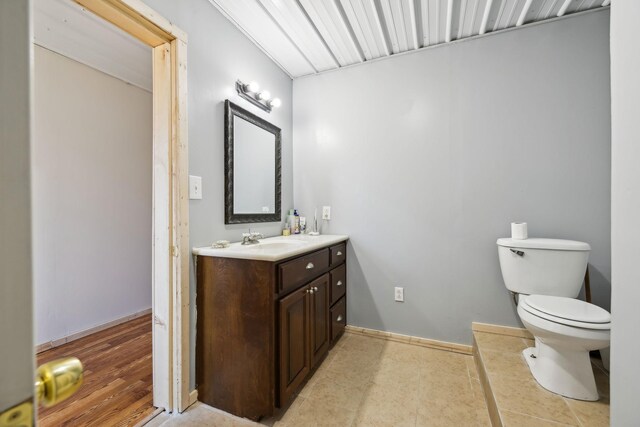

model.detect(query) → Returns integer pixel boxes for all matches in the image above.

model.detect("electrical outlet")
[322,206,331,220]
[189,175,202,199]
[394,287,404,302]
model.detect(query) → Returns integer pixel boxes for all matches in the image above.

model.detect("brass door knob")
[35,357,84,407]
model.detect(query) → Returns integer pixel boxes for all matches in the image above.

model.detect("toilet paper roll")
[511,222,528,240]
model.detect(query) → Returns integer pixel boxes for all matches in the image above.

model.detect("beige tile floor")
[149,332,490,427]
[473,331,610,427]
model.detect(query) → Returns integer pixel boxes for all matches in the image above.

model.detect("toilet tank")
[497,238,590,297]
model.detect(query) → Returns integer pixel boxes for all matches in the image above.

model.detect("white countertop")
[192,234,349,262]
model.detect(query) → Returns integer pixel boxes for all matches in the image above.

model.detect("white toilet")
[497,237,611,401]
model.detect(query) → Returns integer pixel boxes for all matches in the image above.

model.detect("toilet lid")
[523,295,611,324]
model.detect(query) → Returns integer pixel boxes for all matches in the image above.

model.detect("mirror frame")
[224,100,282,224]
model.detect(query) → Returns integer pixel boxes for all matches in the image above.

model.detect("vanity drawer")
[330,264,346,306]
[279,248,329,294]
[330,243,346,266]
[330,297,346,343]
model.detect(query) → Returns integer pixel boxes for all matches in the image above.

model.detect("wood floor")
[37,314,155,426]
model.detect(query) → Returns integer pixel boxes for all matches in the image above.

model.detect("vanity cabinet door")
[309,274,331,368]
[330,264,346,306]
[330,243,346,266]
[279,248,330,295]
[330,297,346,343]
[279,285,311,406]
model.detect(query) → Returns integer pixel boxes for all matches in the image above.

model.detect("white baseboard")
[36,308,152,353]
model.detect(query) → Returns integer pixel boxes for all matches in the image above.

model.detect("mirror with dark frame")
[224,100,282,224]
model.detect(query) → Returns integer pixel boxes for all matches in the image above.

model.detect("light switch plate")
[395,287,404,302]
[322,206,331,220]
[189,175,202,199]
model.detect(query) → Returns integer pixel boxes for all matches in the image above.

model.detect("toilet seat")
[520,295,611,330]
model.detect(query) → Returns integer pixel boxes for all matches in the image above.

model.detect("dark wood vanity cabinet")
[196,240,347,420]
[279,272,332,404]
[309,274,331,366]
[279,284,312,406]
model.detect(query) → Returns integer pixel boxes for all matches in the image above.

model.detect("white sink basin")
[240,240,306,251]
[255,239,306,247]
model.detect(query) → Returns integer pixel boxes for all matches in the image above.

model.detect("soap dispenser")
[293,210,300,234]
[287,209,295,233]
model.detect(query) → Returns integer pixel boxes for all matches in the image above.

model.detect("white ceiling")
[211,0,611,78]
[33,0,152,91]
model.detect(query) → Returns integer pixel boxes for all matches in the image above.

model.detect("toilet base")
[523,346,599,401]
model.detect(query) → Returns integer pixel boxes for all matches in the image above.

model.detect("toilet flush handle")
[510,249,525,257]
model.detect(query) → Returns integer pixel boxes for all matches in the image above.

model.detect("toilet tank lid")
[497,238,591,251]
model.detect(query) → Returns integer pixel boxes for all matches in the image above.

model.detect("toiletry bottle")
[300,217,306,234]
[287,209,295,234]
[293,210,300,234]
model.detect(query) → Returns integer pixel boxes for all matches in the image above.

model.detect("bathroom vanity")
[193,234,349,420]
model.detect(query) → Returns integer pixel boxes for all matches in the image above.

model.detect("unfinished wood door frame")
[73,0,190,413]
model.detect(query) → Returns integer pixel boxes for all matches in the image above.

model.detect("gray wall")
[293,10,611,346]
[141,0,293,388]
[33,46,153,345]
[610,2,640,425]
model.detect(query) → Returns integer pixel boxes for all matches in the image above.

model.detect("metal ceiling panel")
[424,0,447,44]
[440,0,452,42]
[519,0,551,24]
[448,0,463,41]
[422,0,440,46]
[493,0,521,30]
[211,0,315,77]
[211,0,609,78]
[257,0,338,72]
[563,0,586,15]
[340,0,390,60]
[469,0,490,35]
[299,0,364,66]
[379,0,419,53]
[459,0,482,38]
[419,0,431,46]
[538,0,564,17]
[506,0,528,27]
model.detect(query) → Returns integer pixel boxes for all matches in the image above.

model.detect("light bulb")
[269,98,282,108]
[257,91,271,101]
[244,81,259,92]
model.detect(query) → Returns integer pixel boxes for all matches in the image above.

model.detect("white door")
[0,0,37,424]
[1,2,82,424]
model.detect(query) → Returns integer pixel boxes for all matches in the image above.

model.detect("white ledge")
[192,234,349,262]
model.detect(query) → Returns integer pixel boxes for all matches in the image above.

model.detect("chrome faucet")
[241,230,264,245]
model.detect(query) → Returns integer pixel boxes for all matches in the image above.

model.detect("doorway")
[64,0,190,414]
[32,39,155,424]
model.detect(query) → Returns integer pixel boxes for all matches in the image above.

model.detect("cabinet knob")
[337,251,343,256]
[336,315,343,322]
[309,288,314,294]
[336,280,343,287]
[313,286,318,291]
[306,262,315,270]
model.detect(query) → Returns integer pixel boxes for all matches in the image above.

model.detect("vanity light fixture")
[269,98,282,108]
[243,81,259,93]
[236,79,281,113]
